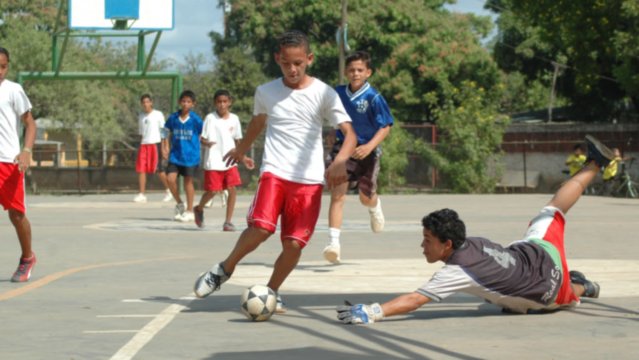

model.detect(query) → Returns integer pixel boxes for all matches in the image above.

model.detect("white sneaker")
[193,263,230,298]
[133,193,147,203]
[174,203,185,220]
[178,211,195,222]
[275,294,287,314]
[205,198,214,208]
[369,198,385,233]
[162,190,173,202]
[221,190,228,208]
[323,243,341,264]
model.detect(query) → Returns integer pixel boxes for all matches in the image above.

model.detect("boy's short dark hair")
[277,30,311,53]
[345,51,371,69]
[573,144,583,151]
[0,47,10,61]
[179,90,196,102]
[422,209,466,250]
[140,94,152,102]
[214,89,232,101]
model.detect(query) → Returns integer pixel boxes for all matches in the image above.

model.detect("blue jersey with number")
[164,110,203,166]
[335,82,394,144]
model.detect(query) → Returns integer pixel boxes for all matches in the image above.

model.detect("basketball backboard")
[69,0,174,30]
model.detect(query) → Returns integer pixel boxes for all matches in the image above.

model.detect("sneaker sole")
[585,135,615,161]
[323,250,340,264]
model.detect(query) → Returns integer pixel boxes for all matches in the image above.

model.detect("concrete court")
[0,192,638,360]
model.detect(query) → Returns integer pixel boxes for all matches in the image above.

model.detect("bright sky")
[148,0,494,69]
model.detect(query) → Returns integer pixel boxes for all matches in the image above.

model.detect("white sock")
[368,197,381,211]
[328,227,341,246]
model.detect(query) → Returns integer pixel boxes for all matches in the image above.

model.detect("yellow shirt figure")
[565,153,586,176]
[603,149,623,181]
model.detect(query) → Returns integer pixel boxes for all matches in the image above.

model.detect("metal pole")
[547,62,560,123]
[338,0,348,85]
[137,32,145,72]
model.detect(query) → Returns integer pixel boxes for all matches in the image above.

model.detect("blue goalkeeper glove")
[336,301,384,324]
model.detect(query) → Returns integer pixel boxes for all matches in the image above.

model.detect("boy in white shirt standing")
[133,94,172,203]
[0,47,37,282]
[193,30,357,311]
[194,90,254,231]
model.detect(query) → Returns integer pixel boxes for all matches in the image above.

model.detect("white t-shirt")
[0,80,32,163]
[253,78,351,184]
[201,112,242,171]
[138,109,165,144]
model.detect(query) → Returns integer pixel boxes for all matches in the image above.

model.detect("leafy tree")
[488,0,639,121]
[415,81,509,193]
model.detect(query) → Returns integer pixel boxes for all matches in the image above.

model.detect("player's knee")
[8,209,25,224]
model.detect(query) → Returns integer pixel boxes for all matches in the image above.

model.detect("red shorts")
[247,172,323,247]
[136,144,159,173]
[203,167,242,192]
[0,162,26,213]
[524,206,580,306]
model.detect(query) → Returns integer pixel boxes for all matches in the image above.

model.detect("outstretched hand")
[336,301,384,325]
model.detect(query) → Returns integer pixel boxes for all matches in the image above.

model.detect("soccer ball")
[240,285,277,322]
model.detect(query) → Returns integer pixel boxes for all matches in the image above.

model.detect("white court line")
[85,330,140,334]
[110,302,189,360]
[121,299,149,303]
[97,315,157,318]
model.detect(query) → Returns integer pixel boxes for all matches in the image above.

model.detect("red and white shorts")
[247,172,323,248]
[0,162,26,213]
[136,144,159,173]
[524,206,580,306]
[203,167,242,192]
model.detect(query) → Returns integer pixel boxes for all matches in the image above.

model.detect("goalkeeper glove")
[336,302,384,324]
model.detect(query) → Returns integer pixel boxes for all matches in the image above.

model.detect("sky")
[144,0,495,69]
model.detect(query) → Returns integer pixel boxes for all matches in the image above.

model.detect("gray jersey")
[417,237,562,313]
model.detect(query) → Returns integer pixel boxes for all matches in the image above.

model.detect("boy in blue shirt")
[323,51,394,264]
[162,90,203,222]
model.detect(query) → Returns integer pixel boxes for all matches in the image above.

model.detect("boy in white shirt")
[0,47,37,282]
[133,94,172,203]
[194,90,254,231]
[193,30,357,312]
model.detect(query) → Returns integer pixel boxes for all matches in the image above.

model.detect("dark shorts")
[328,142,381,198]
[166,162,198,177]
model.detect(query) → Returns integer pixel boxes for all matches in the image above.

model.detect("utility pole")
[338,0,348,84]
[547,61,563,123]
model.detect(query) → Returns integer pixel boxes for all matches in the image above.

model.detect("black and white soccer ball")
[240,285,277,322]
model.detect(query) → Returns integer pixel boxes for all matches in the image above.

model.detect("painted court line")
[110,302,189,360]
[0,256,196,301]
[97,315,158,318]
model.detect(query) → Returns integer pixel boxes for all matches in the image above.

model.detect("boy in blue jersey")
[323,51,394,264]
[161,90,204,222]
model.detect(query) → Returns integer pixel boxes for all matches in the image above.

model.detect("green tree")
[488,0,639,121]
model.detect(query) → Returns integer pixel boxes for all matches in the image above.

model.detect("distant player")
[161,90,203,222]
[194,89,254,231]
[337,135,611,325]
[193,30,357,312]
[323,51,394,264]
[133,94,172,203]
[565,144,586,177]
[0,47,37,282]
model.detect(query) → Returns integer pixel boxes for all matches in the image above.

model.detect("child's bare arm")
[352,125,391,160]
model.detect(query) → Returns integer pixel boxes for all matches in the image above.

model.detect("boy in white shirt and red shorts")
[193,30,357,311]
[194,89,254,231]
[0,47,37,282]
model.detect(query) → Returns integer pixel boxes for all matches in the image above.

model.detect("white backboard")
[69,0,174,30]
